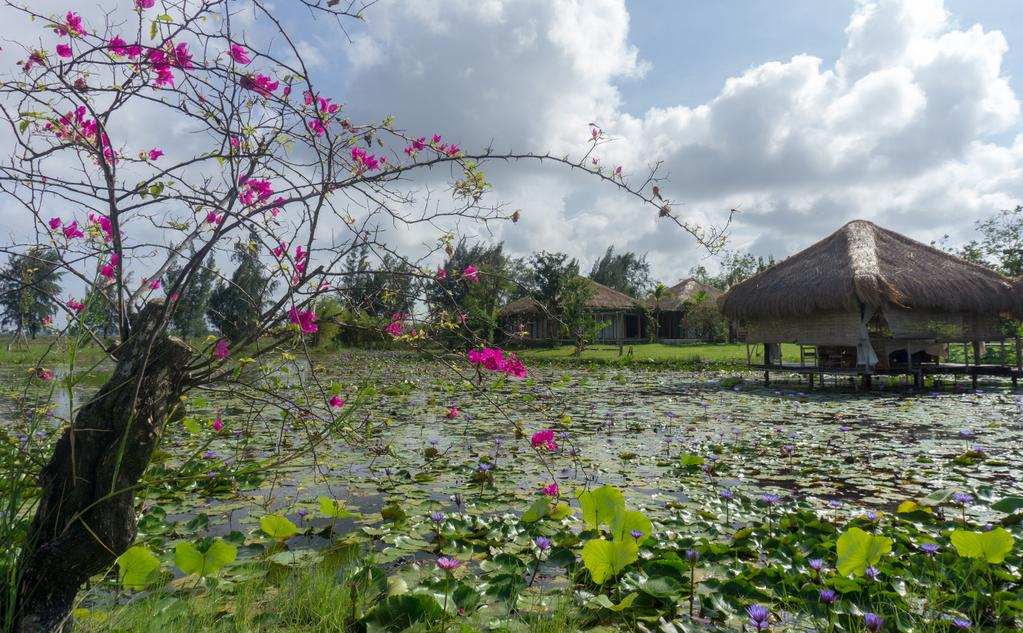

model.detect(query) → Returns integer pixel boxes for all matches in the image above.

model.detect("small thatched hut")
[646,278,724,341]
[499,278,646,344]
[718,220,1022,385]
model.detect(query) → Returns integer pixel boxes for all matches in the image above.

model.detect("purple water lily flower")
[920,543,939,556]
[686,549,699,562]
[746,605,770,630]
[534,536,552,551]
[864,613,884,632]
[430,512,445,522]
[819,589,836,606]
[951,617,971,629]
[865,566,880,580]
[808,558,824,571]
[952,492,973,504]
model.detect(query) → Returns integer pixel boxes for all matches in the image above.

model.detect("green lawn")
[517,342,802,366]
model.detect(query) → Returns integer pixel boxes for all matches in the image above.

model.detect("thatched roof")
[718,220,1019,321]
[647,278,723,311]
[499,278,640,317]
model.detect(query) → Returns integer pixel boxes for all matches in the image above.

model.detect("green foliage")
[429,240,521,343]
[311,298,345,348]
[260,514,298,541]
[165,253,216,337]
[950,528,1014,563]
[115,545,162,590]
[588,245,650,297]
[577,485,625,530]
[0,247,63,339]
[524,250,579,310]
[207,237,276,340]
[560,276,610,355]
[689,249,776,290]
[319,497,360,519]
[581,538,639,584]
[835,527,893,576]
[173,538,237,576]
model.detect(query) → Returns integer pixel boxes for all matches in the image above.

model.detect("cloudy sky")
[324,0,1023,282]
[2,0,1022,288]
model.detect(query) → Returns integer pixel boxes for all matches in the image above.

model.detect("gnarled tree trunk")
[10,302,191,633]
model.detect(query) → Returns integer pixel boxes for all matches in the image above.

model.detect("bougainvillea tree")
[0,1,726,631]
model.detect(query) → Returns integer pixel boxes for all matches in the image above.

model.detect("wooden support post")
[861,374,872,389]
[913,371,922,390]
[1016,335,1022,373]
[764,370,770,387]
[808,373,815,389]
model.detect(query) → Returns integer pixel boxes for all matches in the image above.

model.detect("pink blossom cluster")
[240,73,279,97]
[404,133,461,158]
[108,36,142,59]
[462,265,478,281]
[229,44,250,65]
[100,253,120,281]
[467,347,527,378]
[146,41,192,88]
[50,217,84,240]
[53,11,85,38]
[238,177,274,206]
[542,481,559,497]
[88,213,114,241]
[530,429,557,452]
[46,106,118,163]
[350,146,384,175]
[67,299,86,313]
[291,245,308,285]
[289,306,318,334]
[385,312,408,338]
[214,339,230,360]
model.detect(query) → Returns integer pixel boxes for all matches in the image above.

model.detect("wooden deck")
[750,361,1021,389]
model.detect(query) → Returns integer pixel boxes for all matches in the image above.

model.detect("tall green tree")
[525,251,578,310]
[935,205,1023,275]
[588,245,650,297]
[429,240,520,342]
[207,238,276,341]
[0,247,63,348]
[560,276,609,356]
[341,244,415,317]
[166,253,216,338]
[690,250,776,290]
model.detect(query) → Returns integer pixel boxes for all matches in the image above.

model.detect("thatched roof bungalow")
[646,278,723,341]
[499,278,647,343]
[718,220,1021,382]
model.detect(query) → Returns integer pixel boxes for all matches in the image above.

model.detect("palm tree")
[648,283,670,342]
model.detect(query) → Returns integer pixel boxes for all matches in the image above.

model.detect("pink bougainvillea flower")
[136,0,156,8]
[530,429,557,452]
[615,165,623,175]
[462,265,478,281]
[272,241,287,258]
[447,407,458,419]
[170,292,180,302]
[55,12,85,37]
[48,217,61,230]
[350,146,382,174]
[229,43,251,65]
[67,299,85,313]
[213,418,223,432]
[171,42,193,69]
[288,307,318,334]
[148,148,163,160]
[42,316,53,327]
[436,267,447,280]
[205,210,223,225]
[467,347,527,378]
[214,339,229,360]
[542,482,559,497]
[329,395,345,409]
[56,44,72,59]
[108,36,130,56]
[35,367,54,382]
[110,253,119,266]
[445,144,461,157]
[62,221,84,239]
[431,134,442,144]
[149,279,161,290]
[100,264,115,281]
[239,73,279,97]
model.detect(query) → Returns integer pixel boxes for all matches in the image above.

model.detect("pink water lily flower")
[214,339,229,360]
[447,407,458,419]
[288,307,318,333]
[436,557,460,571]
[36,368,54,382]
[329,395,345,408]
[213,418,223,432]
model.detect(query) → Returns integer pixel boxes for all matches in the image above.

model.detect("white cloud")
[339,0,1023,282]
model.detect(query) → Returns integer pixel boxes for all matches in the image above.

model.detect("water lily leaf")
[993,497,1023,513]
[581,538,638,584]
[920,488,956,506]
[679,453,705,469]
[260,514,298,540]
[362,594,444,632]
[950,528,1014,563]
[836,527,892,577]
[174,538,236,576]
[577,485,625,530]
[896,501,931,514]
[116,545,161,590]
[520,497,550,523]
[380,504,407,522]
[587,592,639,612]
[319,497,361,519]
[610,510,653,544]
[548,503,573,520]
